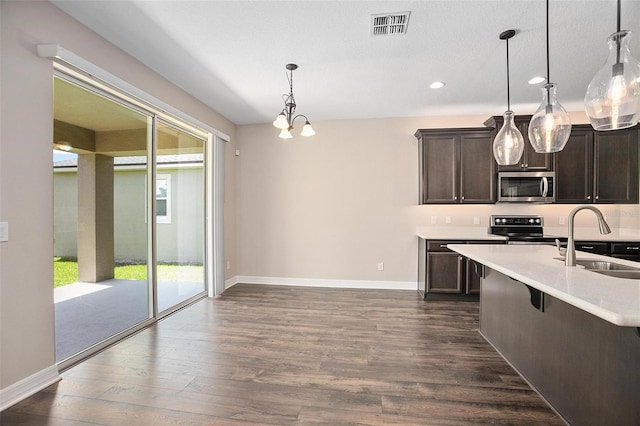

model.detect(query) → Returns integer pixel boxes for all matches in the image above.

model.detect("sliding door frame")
[51,57,225,370]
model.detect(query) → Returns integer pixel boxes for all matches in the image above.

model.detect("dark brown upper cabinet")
[485,115,553,171]
[555,125,638,204]
[415,128,496,204]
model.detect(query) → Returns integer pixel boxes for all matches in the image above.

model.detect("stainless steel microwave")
[497,171,556,203]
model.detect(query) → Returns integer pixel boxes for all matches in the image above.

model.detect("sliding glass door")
[156,121,206,313]
[53,74,209,365]
[53,76,153,362]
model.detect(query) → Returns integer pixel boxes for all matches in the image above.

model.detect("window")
[156,174,171,223]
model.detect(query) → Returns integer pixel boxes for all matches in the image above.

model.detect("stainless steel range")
[489,215,561,244]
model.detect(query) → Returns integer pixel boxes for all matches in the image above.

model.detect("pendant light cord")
[616,0,621,63]
[546,0,550,83]
[545,0,552,108]
[506,37,511,110]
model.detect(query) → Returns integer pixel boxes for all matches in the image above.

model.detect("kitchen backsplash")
[413,204,640,232]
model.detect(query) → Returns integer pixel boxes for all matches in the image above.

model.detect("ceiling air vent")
[371,11,411,36]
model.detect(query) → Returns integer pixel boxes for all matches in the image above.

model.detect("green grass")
[54,257,79,287]
[54,258,203,287]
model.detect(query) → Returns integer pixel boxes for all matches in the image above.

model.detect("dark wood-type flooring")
[2,284,563,425]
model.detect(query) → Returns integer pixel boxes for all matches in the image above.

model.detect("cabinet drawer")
[575,242,608,255]
[611,243,640,255]
[427,240,465,252]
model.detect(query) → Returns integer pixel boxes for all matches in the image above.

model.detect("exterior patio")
[54,279,205,361]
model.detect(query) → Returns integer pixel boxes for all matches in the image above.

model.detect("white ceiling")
[50,0,640,126]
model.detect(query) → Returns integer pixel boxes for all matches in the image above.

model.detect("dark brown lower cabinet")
[426,249,464,293]
[418,239,502,299]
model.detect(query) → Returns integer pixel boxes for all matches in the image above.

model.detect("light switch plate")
[0,222,8,242]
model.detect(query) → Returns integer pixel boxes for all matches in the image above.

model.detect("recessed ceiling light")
[528,76,546,85]
[430,81,445,89]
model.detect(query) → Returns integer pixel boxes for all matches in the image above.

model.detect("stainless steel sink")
[554,257,640,279]
[574,260,639,271]
[591,270,640,279]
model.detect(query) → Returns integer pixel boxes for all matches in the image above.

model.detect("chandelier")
[272,63,315,139]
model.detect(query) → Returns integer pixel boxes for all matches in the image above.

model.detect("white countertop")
[448,244,640,327]
[417,226,640,242]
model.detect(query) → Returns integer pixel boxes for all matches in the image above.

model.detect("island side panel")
[480,268,640,426]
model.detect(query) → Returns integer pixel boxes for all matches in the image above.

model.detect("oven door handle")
[540,177,549,198]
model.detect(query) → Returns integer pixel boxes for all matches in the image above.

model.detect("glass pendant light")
[584,0,640,131]
[529,0,571,153]
[493,29,525,166]
[494,110,525,165]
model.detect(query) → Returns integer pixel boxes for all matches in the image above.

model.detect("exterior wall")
[54,167,205,264]
[157,168,204,264]
[112,169,147,262]
[53,171,78,256]
[0,0,235,393]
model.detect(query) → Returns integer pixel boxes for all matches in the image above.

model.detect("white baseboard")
[0,365,60,411]
[226,275,415,290]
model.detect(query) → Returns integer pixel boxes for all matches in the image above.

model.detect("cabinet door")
[421,134,459,203]
[426,252,463,293]
[460,133,496,203]
[493,117,553,171]
[594,128,639,203]
[465,258,481,294]
[555,127,594,203]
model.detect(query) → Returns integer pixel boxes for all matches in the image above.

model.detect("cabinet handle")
[627,246,639,250]
[582,246,594,249]
[461,196,465,200]
[524,163,528,168]
[586,195,591,200]
[440,244,448,248]
[454,196,458,200]
[595,195,599,200]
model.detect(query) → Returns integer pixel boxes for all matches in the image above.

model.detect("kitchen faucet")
[565,205,611,266]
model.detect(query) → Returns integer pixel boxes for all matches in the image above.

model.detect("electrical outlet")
[473,216,480,225]
[226,260,231,270]
[559,216,565,225]
[377,262,384,271]
[445,216,451,224]
[430,216,437,225]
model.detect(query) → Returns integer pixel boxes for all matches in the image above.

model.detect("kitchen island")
[448,244,640,425]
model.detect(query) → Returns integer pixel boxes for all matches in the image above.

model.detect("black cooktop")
[489,215,545,240]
